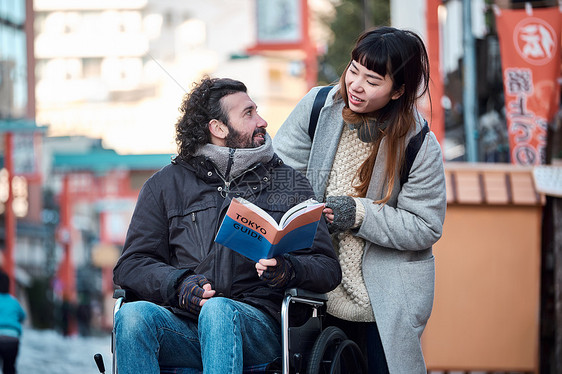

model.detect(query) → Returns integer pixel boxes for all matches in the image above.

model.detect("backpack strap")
[308,86,428,187]
[400,121,430,186]
[308,86,332,141]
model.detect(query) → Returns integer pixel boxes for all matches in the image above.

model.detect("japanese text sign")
[496,7,561,165]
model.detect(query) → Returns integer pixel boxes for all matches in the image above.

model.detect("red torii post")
[56,174,77,335]
[3,132,16,296]
[426,0,445,146]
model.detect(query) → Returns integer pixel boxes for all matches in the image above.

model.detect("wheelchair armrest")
[113,288,139,302]
[113,288,126,300]
[285,288,328,303]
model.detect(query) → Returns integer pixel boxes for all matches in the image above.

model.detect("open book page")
[280,198,324,227]
[234,197,281,228]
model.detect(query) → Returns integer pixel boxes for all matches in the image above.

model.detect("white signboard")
[256,0,302,44]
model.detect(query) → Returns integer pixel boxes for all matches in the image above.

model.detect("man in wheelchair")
[112,77,342,373]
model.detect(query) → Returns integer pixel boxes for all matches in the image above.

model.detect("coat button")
[217,186,223,191]
[218,293,224,297]
[207,171,213,176]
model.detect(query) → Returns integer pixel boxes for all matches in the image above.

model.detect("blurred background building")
[32,0,332,154]
[1,0,561,372]
[0,0,47,310]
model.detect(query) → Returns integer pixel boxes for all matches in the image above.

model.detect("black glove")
[259,256,294,289]
[325,195,356,234]
[178,274,211,316]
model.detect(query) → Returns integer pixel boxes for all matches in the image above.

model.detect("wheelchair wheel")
[306,326,367,374]
[328,338,367,374]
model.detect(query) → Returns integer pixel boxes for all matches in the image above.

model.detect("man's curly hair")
[175,77,247,160]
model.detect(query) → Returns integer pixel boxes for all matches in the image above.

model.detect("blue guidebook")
[214,197,325,262]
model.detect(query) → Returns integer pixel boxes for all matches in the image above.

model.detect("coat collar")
[307,85,346,201]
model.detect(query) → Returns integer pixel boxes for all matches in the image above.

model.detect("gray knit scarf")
[194,133,275,180]
[349,120,387,143]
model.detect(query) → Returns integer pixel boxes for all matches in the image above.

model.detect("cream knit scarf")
[325,126,375,322]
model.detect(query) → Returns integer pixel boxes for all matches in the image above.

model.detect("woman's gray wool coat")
[273,85,447,374]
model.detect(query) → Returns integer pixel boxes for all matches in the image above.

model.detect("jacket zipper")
[212,158,270,297]
[220,149,270,198]
[191,212,204,253]
[222,148,236,194]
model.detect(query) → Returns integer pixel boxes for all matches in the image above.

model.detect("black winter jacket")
[113,154,341,323]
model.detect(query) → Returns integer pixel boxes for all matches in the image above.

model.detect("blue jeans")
[114,297,281,374]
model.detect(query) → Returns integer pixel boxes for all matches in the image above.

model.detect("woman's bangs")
[352,43,388,77]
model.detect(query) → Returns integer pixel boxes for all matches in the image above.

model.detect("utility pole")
[535,165,562,373]
[462,0,478,161]
[363,0,373,30]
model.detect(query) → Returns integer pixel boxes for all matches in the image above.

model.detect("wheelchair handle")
[94,353,106,373]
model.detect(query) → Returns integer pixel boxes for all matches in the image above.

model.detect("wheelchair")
[94,288,366,374]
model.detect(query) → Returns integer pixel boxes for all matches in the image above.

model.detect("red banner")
[496,7,561,165]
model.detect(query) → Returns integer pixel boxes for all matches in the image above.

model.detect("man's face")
[221,92,268,149]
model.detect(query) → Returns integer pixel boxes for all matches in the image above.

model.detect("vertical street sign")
[495,6,561,165]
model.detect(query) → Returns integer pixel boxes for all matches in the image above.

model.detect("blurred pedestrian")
[0,270,26,374]
[76,294,92,337]
[274,26,447,373]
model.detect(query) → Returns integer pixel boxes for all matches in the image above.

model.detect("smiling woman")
[273,26,446,374]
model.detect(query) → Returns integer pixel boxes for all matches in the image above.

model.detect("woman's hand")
[324,195,356,233]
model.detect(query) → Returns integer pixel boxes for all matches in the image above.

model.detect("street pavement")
[16,327,113,374]
[14,327,494,374]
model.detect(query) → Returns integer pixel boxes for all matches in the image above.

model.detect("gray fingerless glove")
[325,195,356,234]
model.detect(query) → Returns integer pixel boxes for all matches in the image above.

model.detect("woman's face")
[344,60,402,114]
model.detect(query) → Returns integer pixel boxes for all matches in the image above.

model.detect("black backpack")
[308,86,429,186]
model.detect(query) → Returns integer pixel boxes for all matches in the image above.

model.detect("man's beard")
[225,126,266,149]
